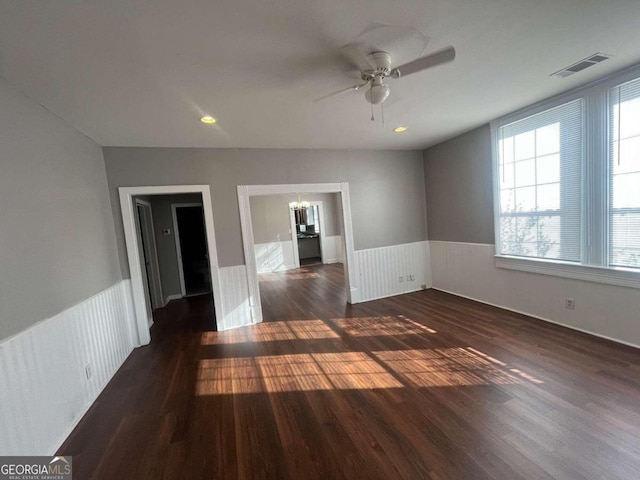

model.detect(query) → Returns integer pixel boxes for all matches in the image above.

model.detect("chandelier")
[289,194,310,210]
[289,200,310,210]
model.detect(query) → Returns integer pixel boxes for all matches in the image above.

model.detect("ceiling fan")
[315,45,456,105]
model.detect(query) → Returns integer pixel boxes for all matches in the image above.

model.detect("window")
[492,66,640,287]
[609,78,640,268]
[497,100,582,262]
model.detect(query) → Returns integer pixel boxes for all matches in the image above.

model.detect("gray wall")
[423,125,495,244]
[0,78,121,341]
[147,193,203,300]
[250,193,340,244]
[103,148,427,274]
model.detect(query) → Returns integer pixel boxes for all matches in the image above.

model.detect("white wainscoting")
[254,236,344,274]
[218,266,253,331]
[219,240,430,328]
[429,241,640,348]
[356,241,431,303]
[254,240,296,274]
[0,280,135,456]
[322,235,343,264]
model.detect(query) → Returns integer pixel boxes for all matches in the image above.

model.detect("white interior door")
[289,207,301,269]
[134,204,153,324]
[311,201,326,264]
[135,200,163,310]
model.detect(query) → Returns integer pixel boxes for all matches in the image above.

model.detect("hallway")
[59,265,640,479]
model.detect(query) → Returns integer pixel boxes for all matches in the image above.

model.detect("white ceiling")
[1,0,640,150]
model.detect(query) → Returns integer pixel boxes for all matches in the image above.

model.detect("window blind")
[609,78,640,269]
[497,99,583,262]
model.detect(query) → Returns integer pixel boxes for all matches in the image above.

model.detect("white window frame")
[491,63,640,289]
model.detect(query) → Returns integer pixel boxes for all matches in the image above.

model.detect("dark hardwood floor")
[59,263,640,479]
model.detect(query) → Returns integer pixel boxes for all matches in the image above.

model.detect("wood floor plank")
[58,263,640,479]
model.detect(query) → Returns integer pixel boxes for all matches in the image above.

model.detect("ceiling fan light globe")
[365,83,390,104]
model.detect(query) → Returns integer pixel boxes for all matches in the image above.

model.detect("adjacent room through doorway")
[293,202,323,266]
[247,190,348,323]
[172,203,211,297]
[131,192,217,332]
[249,192,345,274]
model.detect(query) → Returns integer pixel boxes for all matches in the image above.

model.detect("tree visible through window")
[494,69,640,278]
[497,101,582,262]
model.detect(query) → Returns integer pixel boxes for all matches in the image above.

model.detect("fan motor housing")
[361,51,392,80]
[371,51,391,72]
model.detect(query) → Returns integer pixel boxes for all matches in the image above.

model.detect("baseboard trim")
[164,294,182,305]
[432,287,640,351]
[359,286,427,304]
[256,264,297,275]
[323,258,343,265]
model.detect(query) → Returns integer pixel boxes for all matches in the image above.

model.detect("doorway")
[238,182,359,325]
[290,201,326,267]
[172,203,212,297]
[119,185,223,346]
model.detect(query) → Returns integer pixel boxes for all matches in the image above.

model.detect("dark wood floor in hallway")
[59,263,640,479]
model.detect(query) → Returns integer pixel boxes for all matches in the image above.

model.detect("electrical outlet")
[399,276,404,283]
[421,284,427,290]
[85,364,92,380]
[565,298,575,310]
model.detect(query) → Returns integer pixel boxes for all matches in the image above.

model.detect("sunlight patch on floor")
[196,346,543,395]
[200,319,340,345]
[259,272,320,282]
[331,315,437,336]
[373,348,544,387]
[196,352,402,395]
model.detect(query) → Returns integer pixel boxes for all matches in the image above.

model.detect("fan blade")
[391,46,456,78]
[338,43,374,76]
[313,82,369,103]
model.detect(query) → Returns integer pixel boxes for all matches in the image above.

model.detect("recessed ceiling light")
[393,126,407,133]
[200,116,216,124]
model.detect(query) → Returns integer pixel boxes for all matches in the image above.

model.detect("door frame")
[238,182,359,325]
[171,202,205,297]
[289,200,327,268]
[119,185,223,346]
[288,206,301,269]
[134,199,163,314]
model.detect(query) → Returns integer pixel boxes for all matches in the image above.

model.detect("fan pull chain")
[371,100,374,122]
[381,102,385,127]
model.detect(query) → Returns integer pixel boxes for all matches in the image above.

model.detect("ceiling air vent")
[551,53,612,78]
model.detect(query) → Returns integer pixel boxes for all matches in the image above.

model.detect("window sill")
[494,255,640,289]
